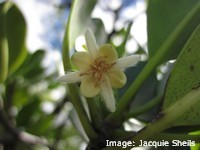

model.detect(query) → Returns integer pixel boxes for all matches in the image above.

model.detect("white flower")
[58,29,141,112]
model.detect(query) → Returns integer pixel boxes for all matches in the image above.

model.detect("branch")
[0,110,50,147]
[52,95,69,115]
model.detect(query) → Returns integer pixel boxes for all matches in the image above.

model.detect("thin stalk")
[124,95,163,120]
[87,98,103,129]
[68,85,97,140]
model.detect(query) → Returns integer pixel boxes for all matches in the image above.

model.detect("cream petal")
[116,54,141,69]
[80,78,100,97]
[108,70,127,88]
[99,44,118,63]
[58,71,83,83]
[85,28,98,59]
[100,76,116,112]
[71,52,92,70]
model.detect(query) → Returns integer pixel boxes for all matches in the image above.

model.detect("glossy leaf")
[0,2,8,83]
[62,0,97,70]
[147,0,200,62]
[163,25,200,126]
[5,3,27,74]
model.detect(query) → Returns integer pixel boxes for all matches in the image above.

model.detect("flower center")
[80,56,115,86]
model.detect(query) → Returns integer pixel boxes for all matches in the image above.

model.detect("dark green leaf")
[0,2,8,83]
[14,50,45,76]
[163,25,200,126]
[16,97,40,127]
[147,0,200,62]
[28,114,54,136]
[13,88,29,108]
[5,3,27,74]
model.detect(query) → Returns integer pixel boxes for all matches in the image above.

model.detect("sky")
[13,0,147,76]
[13,0,146,52]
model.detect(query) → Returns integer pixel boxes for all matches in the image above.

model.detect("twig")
[0,110,50,147]
[52,95,69,115]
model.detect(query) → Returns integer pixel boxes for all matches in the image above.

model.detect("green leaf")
[116,22,132,57]
[90,18,107,45]
[13,87,29,108]
[62,0,97,70]
[147,0,200,62]
[191,144,200,150]
[14,50,45,76]
[28,115,54,136]
[0,2,8,83]
[16,97,40,127]
[163,25,200,126]
[5,3,27,74]
[191,131,200,149]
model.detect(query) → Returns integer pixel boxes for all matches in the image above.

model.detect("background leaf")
[66,0,97,50]
[0,2,8,83]
[90,18,107,45]
[5,3,27,74]
[14,50,45,76]
[163,25,200,126]
[147,0,200,62]
[62,0,98,70]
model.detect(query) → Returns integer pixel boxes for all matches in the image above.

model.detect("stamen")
[79,56,116,86]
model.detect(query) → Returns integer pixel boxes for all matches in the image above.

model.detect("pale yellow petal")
[99,44,118,62]
[85,28,98,59]
[108,70,127,88]
[80,78,100,97]
[71,52,92,70]
[100,76,116,112]
[58,71,83,83]
[116,54,141,69]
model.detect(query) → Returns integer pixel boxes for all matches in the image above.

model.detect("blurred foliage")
[0,0,200,150]
[6,3,27,74]
[0,2,8,83]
